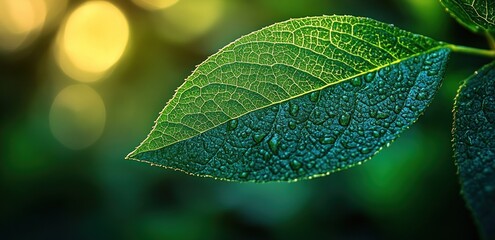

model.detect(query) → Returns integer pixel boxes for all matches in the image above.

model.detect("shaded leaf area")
[128,15,444,158]
[440,0,495,33]
[453,61,495,239]
[131,48,450,182]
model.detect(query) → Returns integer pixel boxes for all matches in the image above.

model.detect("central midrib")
[129,44,450,157]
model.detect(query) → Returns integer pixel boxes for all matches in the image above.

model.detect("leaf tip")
[125,145,143,161]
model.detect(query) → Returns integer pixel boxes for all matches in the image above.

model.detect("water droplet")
[268,135,280,154]
[427,70,437,76]
[240,131,248,138]
[376,111,389,119]
[310,91,320,102]
[252,133,267,143]
[372,131,380,138]
[288,121,297,130]
[394,105,401,114]
[289,102,299,116]
[341,140,355,149]
[227,119,238,131]
[220,166,227,171]
[359,147,371,154]
[351,78,362,86]
[260,150,271,160]
[416,92,427,100]
[365,73,374,82]
[280,143,288,150]
[319,136,335,145]
[339,113,351,126]
[239,172,248,178]
[290,160,302,170]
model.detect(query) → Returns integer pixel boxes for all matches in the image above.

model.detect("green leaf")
[127,15,451,182]
[439,0,495,33]
[453,61,495,239]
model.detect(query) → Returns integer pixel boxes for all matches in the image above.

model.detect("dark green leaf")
[127,15,451,182]
[440,0,495,33]
[453,61,495,239]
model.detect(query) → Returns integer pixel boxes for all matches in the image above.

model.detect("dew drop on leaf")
[319,136,336,145]
[288,121,297,130]
[359,147,371,154]
[339,113,351,126]
[365,73,375,82]
[290,160,302,170]
[252,133,266,143]
[310,91,320,102]
[376,111,389,119]
[289,102,299,116]
[268,135,280,154]
[351,78,362,86]
[416,92,427,100]
[227,119,238,131]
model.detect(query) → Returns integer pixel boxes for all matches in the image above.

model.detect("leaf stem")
[448,44,495,58]
[485,31,495,50]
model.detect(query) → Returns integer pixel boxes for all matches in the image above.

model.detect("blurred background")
[0,0,491,239]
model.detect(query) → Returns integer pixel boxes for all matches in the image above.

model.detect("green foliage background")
[0,0,490,239]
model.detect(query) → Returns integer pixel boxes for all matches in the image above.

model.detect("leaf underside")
[128,15,451,182]
[440,0,495,33]
[453,61,495,239]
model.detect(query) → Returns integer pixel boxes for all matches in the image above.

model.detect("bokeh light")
[154,0,223,42]
[0,0,47,52]
[55,1,129,82]
[132,0,179,11]
[49,84,106,150]
[44,0,69,29]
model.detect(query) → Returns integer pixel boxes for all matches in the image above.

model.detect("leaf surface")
[453,61,495,239]
[127,15,451,182]
[440,0,495,33]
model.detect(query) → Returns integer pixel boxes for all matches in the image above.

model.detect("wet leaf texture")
[440,0,495,33]
[453,62,495,239]
[128,15,451,181]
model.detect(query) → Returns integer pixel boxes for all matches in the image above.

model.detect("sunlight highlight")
[155,0,223,42]
[56,1,129,82]
[50,84,106,150]
[132,0,179,11]
[0,0,47,51]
